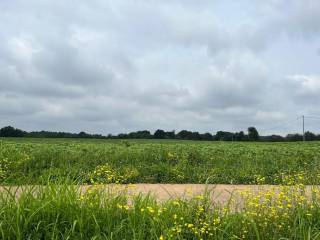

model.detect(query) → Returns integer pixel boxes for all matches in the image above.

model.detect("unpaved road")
[102,184,315,204]
[1,184,317,205]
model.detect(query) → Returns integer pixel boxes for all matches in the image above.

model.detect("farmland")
[1,138,320,239]
[1,138,320,185]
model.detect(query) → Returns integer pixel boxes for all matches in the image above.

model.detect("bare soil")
[1,184,316,205]
[103,184,315,204]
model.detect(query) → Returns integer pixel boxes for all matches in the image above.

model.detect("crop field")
[1,138,320,185]
[1,138,320,239]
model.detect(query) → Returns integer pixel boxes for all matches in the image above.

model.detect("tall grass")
[1,184,320,239]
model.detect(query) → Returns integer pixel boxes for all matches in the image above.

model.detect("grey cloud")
[0,94,41,117]
[0,0,320,134]
[284,75,320,104]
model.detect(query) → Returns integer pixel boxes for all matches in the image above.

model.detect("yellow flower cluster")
[88,164,139,184]
[238,182,319,237]
[0,158,9,181]
[117,204,130,210]
[275,171,308,185]
[165,198,220,239]
[254,174,266,185]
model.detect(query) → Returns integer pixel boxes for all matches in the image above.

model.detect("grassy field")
[1,138,320,185]
[1,138,320,239]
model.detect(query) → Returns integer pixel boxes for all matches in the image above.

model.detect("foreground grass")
[1,184,320,239]
[1,138,320,185]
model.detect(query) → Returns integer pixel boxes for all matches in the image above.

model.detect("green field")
[1,138,320,185]
[2,138,320,239]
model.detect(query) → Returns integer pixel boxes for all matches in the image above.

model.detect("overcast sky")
[1,0,320,135]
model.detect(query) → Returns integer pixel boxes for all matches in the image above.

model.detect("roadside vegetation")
[1,182,320,239]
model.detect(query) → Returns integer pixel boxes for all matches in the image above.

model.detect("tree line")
[1,125,320,141]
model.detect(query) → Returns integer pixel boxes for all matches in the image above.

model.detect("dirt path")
[100,184,316,204]
[1,184,315,205]
[100,184,270,203]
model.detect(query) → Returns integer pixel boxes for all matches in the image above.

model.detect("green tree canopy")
[248,127,259,141]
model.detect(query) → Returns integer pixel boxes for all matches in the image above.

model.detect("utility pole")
[302,115,305,142]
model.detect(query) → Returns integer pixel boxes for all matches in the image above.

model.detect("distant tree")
[200,132,213,141]
[154,129,166,139]
[164,131,175,139]
[57,132,68,138]
[305,131,317,141]
[285,133,302,141]
[128,130,151,139]
[215,131,234,141]
[234,131,246,141]
[3,124,320,142]
[176,130,192,140]
[248,127,259,141]
[263,135,284,142]
[137,130,152,139]
[78,131,89,138]
[0,126,25,137]
[190,132,201,140]
[127,132,135,138]
[118,133,128,139]
[270,135,284,142]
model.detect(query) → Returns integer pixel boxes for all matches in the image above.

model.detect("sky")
[0,0,320,135]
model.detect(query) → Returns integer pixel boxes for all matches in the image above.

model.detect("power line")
[260,117,300,134]
[300,115,320,141]
[259,115,320,138]
[305,116,320,120]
